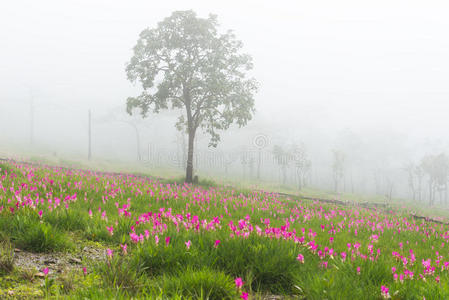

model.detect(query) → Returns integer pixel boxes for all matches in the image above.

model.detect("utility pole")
[88,109,92,160]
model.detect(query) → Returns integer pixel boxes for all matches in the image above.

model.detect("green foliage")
[41,275,55,299]
[159,267,237,300]
[126,10,257,143]
[134,232,301,294]
[44,208,88,232]
[133,239,189,276]
[94,254,145,294]
[0,213,73,253]
[213,236,302,294]
[17,221,71,253]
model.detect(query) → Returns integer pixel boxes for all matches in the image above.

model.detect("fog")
[1,0,449,203]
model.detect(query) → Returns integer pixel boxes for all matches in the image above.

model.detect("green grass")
[159,267,237,300]
[0,212,73,253]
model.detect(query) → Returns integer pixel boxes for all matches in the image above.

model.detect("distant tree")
[125,10,257,183]
[420,153,449,206]
[291,143,311,190]
[433,154,449,205]
[404,163,424,202]
[273,145,292,185]
[404,163,417,201]
[332,150,345,193]
[414,165,424,202]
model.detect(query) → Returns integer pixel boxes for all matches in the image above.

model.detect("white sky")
[1,0,449,140]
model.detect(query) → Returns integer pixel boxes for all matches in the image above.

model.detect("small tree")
[125,10,257,182]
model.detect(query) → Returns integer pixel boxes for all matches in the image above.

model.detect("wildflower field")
[1,160,449,299]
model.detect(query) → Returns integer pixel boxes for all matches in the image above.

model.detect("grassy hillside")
[1,159,449,299]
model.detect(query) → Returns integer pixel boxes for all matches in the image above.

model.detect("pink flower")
[120,244,127,255]
[155,235,159,245]
[240,292,248,300]
[297,253,304,263]
[106,248,113,259]
[235,277,244,289]
[165,236,171,246]
[214,240,221,248]
[106,225,114,236]
[82,267,87,275]
[356,266,361,275]
[381,285,389,298]
[88,209,93,218]
[42,267,49,275]
[38,210,43,218]
[185,240,191,250]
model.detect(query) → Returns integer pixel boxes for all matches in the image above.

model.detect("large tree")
[126,10,258,182]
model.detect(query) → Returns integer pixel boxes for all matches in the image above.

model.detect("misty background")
[1,0,449,203]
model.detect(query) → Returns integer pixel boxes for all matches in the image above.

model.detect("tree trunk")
[185,129,195,183]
